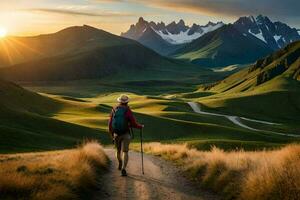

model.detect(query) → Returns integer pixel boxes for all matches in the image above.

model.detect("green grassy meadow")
[0,81,110,153]
[16,80,298,152]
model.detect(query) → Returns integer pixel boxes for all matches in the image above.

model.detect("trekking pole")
[140,128,144,175]
[130,127,134,139]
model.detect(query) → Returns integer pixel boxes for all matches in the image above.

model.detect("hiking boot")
[118,162,122,170]
[121,169,127,176]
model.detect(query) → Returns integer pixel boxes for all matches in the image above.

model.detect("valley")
[4,70,297,153]
[0,9,300,200]
[0,23,299,154]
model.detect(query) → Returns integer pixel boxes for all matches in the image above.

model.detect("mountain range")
[122,15,300,67]
[233,15,300,50]
[171,24,273,67]
[0,15,299,82]
[121,17,224,55]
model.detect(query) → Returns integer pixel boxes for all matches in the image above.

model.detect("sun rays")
[0,37,44,66]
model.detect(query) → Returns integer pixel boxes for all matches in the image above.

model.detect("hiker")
[108,94,144,176]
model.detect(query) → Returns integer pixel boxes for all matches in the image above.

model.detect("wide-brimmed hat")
[117,94,130,103]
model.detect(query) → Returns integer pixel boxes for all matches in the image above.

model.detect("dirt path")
[188,102,300,137]
[94,148,219,200]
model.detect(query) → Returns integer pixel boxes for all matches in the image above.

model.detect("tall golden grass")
[0,141,108,200]
[141,143,300,200]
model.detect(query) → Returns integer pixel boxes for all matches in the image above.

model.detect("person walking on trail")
[108,94,144,176]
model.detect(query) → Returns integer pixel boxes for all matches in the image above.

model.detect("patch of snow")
[142,28,147,33]
[154,29,202,44]
[243,33,247,37]
[202,23,224,33]
[274,35,282,48]
[298,30,300,35]
[248,29,267,43]
[152,23,224,45]
[274,35,281,42]
[283,37,286,43]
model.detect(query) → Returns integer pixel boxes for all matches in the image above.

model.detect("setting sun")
[0,27,7,38]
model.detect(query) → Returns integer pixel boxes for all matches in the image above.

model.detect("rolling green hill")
[0,80,109,153]
[2,79,293,153]
[195,41,300,122]
[0,44,177,81]
[51,92,293,149]
[172,24,273,67]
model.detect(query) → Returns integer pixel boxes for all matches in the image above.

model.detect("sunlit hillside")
[189,41,300,126]
[0,142,108,200]
[0,80,109,153]
[138,142,300,200]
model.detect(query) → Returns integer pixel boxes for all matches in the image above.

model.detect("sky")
[0,0,299,36]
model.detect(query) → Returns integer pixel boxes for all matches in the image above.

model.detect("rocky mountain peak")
[138,17,145,23]
[234,15,300,49]
[178,19,185,26]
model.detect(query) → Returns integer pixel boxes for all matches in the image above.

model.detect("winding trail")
[94,149,219,200]
[188,102,300,138]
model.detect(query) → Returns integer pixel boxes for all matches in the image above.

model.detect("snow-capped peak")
[153,21,224,44]
[248,29,267,43]
[153,28,202,44]
[234,15,300,50]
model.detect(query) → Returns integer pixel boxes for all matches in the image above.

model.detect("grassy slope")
[137,143,300,200]
[192,42,300,125]
[0,80,109,153]
[0,44,188,81]
[0,142,108,200]
[0,25,133,67]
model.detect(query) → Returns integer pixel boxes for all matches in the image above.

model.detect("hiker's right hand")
[141,125,145,128]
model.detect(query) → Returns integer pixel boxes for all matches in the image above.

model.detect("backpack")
[112,106,129,135]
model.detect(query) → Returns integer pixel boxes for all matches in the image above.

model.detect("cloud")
[25,8,133,17]
[94,0,300,18]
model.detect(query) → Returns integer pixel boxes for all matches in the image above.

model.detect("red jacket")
[108,105,143,133]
